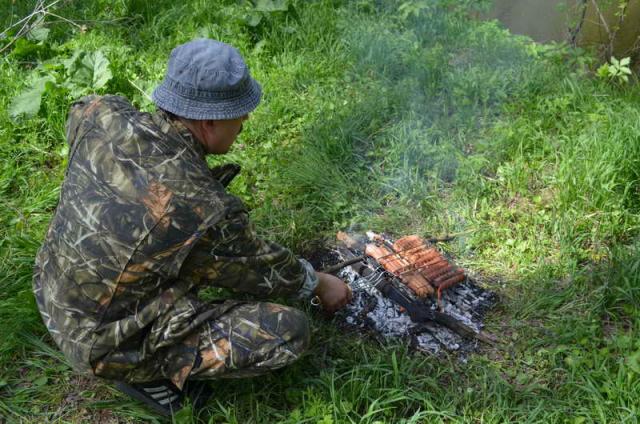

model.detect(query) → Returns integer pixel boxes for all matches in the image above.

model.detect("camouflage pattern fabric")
[94,300,310,383]
[33,95,316,389]
[189,301,309,380]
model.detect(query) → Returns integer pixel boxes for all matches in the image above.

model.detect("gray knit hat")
[152,39,262,120]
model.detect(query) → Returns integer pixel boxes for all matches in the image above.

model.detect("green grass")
[1,0,640,422]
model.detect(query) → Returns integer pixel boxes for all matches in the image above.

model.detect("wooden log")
[322,255,366,275]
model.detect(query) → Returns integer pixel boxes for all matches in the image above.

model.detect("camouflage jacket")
[33,95,317,386]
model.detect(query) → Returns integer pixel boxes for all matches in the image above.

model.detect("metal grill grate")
[330,232,498,355]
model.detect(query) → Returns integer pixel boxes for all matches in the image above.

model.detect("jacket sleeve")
[179,208,318,299]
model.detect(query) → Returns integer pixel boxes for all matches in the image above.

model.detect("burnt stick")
[321,255,367,274]
[375,279,497,345]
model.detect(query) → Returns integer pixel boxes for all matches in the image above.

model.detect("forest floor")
[1,0,639,422]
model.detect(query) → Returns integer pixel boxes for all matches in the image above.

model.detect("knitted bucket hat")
[152,39,262,120]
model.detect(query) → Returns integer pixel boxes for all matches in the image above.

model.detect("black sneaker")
[114,380,183,417]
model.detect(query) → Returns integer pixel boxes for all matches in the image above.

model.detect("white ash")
[413,332,442,355]
[343,278,414,337]
[337,262,496,355]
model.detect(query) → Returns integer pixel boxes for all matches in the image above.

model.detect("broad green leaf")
[246,13,263,27]
[8,75,54,119]
[10,38,41,59]
[596,64,609,78]
[25,16,48,42]
[65,50,113,94]
[26,26,50,42]
[62,49,83,72]
[78,50,113,89]
[254,0,288,12]
[620,57,631,66]
[88,51,112,89]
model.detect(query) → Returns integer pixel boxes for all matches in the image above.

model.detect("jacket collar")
[152,109,207,161]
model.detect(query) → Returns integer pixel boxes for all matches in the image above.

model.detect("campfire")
[323,231,497,355]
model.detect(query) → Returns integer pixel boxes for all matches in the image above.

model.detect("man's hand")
[313,272,352,315]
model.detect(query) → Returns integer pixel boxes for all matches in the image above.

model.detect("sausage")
[436,273,466,310]
[401,272,434,297]
[416,257,447,271]
[365,244,407,274]
[437,272,466,290]
[393,235,424,251]
[432,268,465,287]
[394,236,440,270]
[422,255,446,266]
[408,249,439,264]
[422,262,452,281]
[366,243,433,297]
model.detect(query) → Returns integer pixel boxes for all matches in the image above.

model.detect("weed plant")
[1,0,639,422]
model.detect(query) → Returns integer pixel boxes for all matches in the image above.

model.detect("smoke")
[343,0,539,192]
[267,0,547,242]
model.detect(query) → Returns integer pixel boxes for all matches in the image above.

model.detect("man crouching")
[32,38,351,415]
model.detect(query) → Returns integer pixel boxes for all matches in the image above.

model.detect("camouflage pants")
[188,301,310,379]
[95,300,310,387]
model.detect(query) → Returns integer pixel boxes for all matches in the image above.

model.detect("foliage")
[597,56,633,83]
[7,75,55,119]
[568,0,640,58]
[9,48,113,119]
[0,0,639,422]
[244,0,291,28]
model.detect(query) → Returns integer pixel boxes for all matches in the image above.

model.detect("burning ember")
[325,231,497,355]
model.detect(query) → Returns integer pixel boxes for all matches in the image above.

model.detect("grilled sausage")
[432,268,465,287]
[422,262,452,281]
[436,272,467,310]
[365,243,433,297]
[365,244,407,274]
[393,235,424,251]
[402,272,434,297]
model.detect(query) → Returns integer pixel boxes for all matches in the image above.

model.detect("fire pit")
[324,231,497,355]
